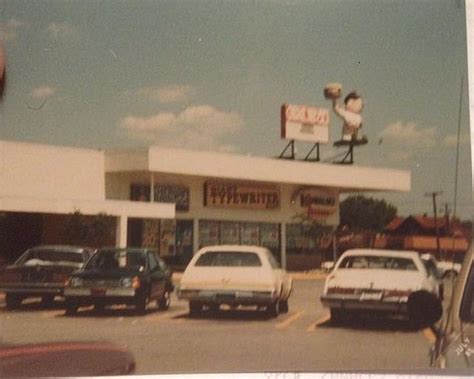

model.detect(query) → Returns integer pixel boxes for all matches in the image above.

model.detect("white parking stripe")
[145,310,188,322]
[306,312,331,332]
[275,310,305,330]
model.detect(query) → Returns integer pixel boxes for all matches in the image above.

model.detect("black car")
[64,247,174,315]
[0,245,94,309]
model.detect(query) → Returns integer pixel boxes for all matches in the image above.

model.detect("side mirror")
[407,290,443,329]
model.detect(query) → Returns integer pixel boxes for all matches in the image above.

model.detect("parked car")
[0,245,94,309]
[436,260,462,279]
[428,245,473,371]
[0,341,135,376]
[177,245,292,317]
[320,249,441,322]
[420,253,444,300]
[64,247,173,315]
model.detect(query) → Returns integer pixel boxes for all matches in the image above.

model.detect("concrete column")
[150,173,155,202]
[116,215,128,248]
[280,222,287,269]
[193,218,200,255]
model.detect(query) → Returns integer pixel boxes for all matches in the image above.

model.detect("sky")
[0,0,472,220]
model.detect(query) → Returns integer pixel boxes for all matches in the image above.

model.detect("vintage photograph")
[0,0,472,376]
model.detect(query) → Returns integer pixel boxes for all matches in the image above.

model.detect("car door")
[147,252,166,301]
[438,261,473,369]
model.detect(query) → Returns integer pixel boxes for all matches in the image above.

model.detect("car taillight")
[132,277,141,289]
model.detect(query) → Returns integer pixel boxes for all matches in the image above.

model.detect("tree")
[62,211,115,247]
[340,195,397,232]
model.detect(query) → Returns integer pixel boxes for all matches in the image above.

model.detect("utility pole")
[425,191,443,258]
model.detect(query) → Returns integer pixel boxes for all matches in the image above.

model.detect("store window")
[199,220,280,259]
[130,183,190,212]
[286,223,332,255]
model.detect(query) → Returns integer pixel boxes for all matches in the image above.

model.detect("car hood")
[326,269,424,291]
[180,266,275,291]
[72,268,140,280]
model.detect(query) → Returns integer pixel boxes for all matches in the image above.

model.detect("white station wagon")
[177,245,292,317]
[320,249,441,321]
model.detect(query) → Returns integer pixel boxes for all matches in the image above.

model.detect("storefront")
[105,146,410,270]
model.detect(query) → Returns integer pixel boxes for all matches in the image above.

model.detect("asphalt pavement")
[0,277,443,375]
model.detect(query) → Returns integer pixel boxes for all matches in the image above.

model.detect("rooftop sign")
[281,104,330,143]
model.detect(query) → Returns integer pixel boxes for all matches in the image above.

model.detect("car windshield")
[86,250,147,271]
[460,262,474,324]
[338,255,418,271]
[195,251,262,267]
[16,249,85,266]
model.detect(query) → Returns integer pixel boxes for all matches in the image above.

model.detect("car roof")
[341,249,420,259]
[97,247,157,253]
[197,245,270,255]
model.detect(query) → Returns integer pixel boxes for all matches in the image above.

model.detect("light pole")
[425,191,443,258]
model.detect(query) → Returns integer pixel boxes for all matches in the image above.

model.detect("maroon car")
[0,245,95,308]
[0,341,135,376]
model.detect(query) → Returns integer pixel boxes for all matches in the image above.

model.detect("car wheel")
[65,301,78,316]
[5,294,23,309]
[158,290,171,311]
[93,303,105,313]
[265,301,279,318]
[330,308,344,323]
[135,294,149,315]
[40,295,55,307]
[189,301,202,317]
[279,299,289,314]
[209,303,220,313]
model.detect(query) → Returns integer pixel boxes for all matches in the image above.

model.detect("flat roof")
[0,196,175,219]
[105,146,411,193]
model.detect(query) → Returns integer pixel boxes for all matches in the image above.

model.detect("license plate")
[91,288,106,296]
[360,292,382,301]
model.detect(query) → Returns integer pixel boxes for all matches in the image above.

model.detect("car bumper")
[64,287,138,305]
[320,294,409,313]
[177,289,279,305]
[0,284,64,296]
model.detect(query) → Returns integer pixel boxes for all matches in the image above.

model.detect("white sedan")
[177,245,292,317]
[320,249,441,321]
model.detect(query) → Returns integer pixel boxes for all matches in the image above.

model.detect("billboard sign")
[281,104,330,143]
[204,181,280,210]
[300,188,338,220]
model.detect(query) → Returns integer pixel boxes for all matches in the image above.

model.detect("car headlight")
[121,277,133,287]
[70,277,83,287]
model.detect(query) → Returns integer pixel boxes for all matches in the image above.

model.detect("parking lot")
[0,277,447,375]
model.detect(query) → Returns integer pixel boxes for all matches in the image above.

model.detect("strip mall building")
[0,140,410,270]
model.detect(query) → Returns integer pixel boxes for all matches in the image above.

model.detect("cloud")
[378,121,438,164]
[47,22,78,42]
[0,19,23,42]
[138,85,195,104]
[442,132,471,147]
[120,105,244,151]
[30,86,56,100]
[379,121,437,148]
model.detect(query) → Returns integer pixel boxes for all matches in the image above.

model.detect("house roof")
[385,215,449,232]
